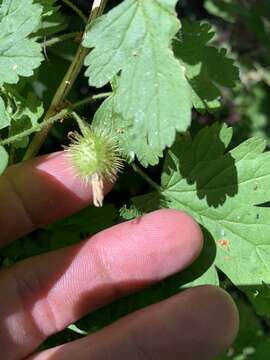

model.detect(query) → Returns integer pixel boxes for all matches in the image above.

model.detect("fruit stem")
[71,112,89,136]
[23,0,108,161]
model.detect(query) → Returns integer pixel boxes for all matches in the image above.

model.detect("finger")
[0,210,203,360]
[28,286,239,360]
[0,151,112,246]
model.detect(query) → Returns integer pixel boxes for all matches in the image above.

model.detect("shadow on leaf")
[164,123,239,207]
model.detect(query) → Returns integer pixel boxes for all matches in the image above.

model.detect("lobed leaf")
[0,88,44,146]
[174,21,239,112]
[8,91,44,148]
[84,0,192,166]
[124,123,270,315]
[0,0,44,85]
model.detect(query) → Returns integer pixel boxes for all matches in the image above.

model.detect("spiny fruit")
[66,123,123,207]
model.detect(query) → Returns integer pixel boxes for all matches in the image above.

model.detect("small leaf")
[0,88,44,146]
[8,91,44,148]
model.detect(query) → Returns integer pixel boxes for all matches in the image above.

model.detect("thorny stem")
[23,0,108,161]
[61,0,88,24]
[131,163,161,192]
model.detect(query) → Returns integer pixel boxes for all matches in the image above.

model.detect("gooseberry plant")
[1,0,270,357]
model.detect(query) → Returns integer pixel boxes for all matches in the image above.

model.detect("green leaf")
[181,229,219,288]
[127,123,270,315]
[243,282,270,318]
[0,95,9,129]
[0,0,44,85]
[0,145,8,174]
[84,0,192,166]
[0,87,44,146]
[35,0,68,37]
[174,21,239,112]
[8,91,44,148]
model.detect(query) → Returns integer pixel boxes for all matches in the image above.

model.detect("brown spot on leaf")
[217,239,230,250]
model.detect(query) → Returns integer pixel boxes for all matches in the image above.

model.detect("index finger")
[0,151,112,246]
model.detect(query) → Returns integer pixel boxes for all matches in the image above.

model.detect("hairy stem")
[69,92,112,109]
[71,112,88,136]
[23,46,88,160]
[61,0,88,24]
[23,0,108,161]
[0,109,69,146]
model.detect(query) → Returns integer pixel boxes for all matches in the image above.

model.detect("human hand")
[0,152,239,360]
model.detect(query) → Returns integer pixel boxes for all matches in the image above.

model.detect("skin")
[0,152,239,360]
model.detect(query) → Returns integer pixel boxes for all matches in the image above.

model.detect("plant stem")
[88,0,108,21]
[131,163,161,192]
[23,0,108,161]
[23,46,88,160]
[61,0,88,24]
[1,92,111,147]
[43,32,81,47]
[0,109,69,146]
[69,92,111,109]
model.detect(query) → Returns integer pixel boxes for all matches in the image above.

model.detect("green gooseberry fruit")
[66,122,123,207]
